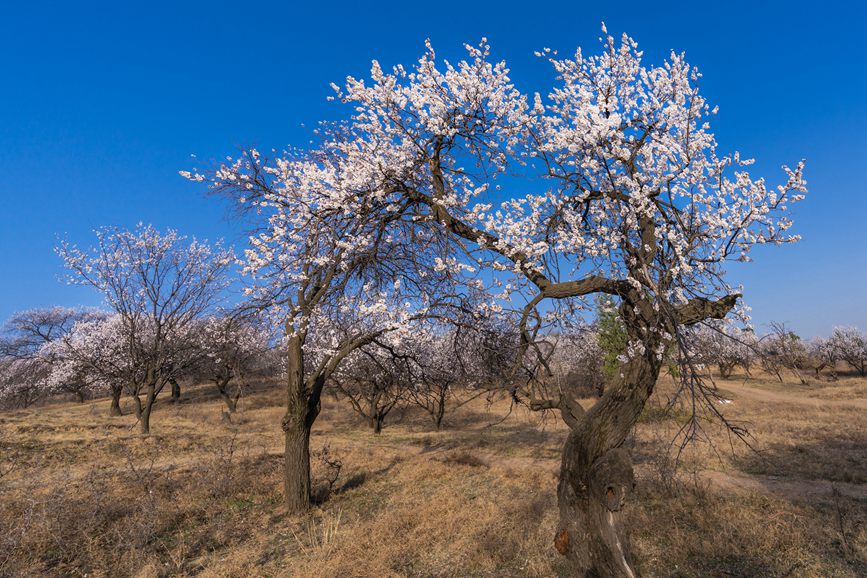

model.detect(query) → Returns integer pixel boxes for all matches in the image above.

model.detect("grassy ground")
[0,372,865,577]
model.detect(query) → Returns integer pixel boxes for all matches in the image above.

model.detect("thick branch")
[675,294,741,326]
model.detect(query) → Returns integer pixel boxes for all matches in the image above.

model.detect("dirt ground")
[0,371,865,577]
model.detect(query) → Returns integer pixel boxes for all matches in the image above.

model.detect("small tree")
[691,322,757,379]
[0,356,50,409]
[195,313,272,413]
[828,326,867,376]
[761,322,809,384]
[334,344,410,434]
[594,297,627,390]
[187,146,460,512]
[807,336,838,380]
[57,224,233,433]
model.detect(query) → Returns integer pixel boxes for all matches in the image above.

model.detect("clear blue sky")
[1,1,864,337]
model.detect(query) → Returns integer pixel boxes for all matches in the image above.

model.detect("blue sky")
[1,0,864,337]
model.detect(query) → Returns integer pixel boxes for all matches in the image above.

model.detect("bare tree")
[333,344,410,434]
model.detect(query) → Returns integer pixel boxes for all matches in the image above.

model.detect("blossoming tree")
[57,224,233,433]
[194,313,273,413]
[190,26,806,575]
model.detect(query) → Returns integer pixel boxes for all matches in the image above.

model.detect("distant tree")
[334,344,410,434]
[690,322,757,379]
[547,329,605,399]
[0,356,50,408]
[595,296,627,390]
[828,326,867,376]
[403,318,513,430]
[194,313,272,413]
[807,336,839,380]
[57,224,233,433]
[48,313,142,416]
[0,307,104,405]
[761,322,809,384]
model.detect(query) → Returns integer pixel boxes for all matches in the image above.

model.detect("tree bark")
[373,413,383,434]
[216,377,237,412]
[109,386,123,417]
[140,382,156,435]
[170,378,181,402]
[553,304,664,577]
[132,392,143,418]
[221,390,238,413]
[282,333,318,513]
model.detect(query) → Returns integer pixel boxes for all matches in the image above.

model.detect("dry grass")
[0,372,865,577]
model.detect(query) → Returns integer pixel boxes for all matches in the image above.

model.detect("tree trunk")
[221,391,237,413]
[282,332,319,514]
[216,377,237,412]
[109,386,123,417]
[284,414,312,511]
[554,332,662,577]
[368,390,382,431]
[373,413,383,434]
[76,389,86,403]
[140,383,156,435]
[434,389,446,430]
[170,378,181,402]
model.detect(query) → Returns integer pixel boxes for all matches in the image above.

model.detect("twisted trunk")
[216,375,238,412]
[108,385,123,417]
[552,294,737,576]
[555,347,660,577]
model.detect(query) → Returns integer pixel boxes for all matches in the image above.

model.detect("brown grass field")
[0,372,865,577]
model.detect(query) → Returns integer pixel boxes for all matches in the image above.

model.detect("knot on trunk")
[588,448,634,512]
[281,413,297,433]
[554,528,570,555]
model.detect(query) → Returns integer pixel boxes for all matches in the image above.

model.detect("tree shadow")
[733,429,867,487]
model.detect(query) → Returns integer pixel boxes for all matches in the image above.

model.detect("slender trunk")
[170,378,181,402]
[76,389,86,403]
[132,393,143,418]
[216,377,237,412]
[373,413,383,434]
[221,391,237,413]
[109,386,123,417]
[140,382,156,435]
[282,333,318,513]
[368,390,382,431]
[434,398,445,430]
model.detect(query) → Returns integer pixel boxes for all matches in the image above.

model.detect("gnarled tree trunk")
[109,385,123,416]
[550,294,737,576]
[554,342,661,577]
